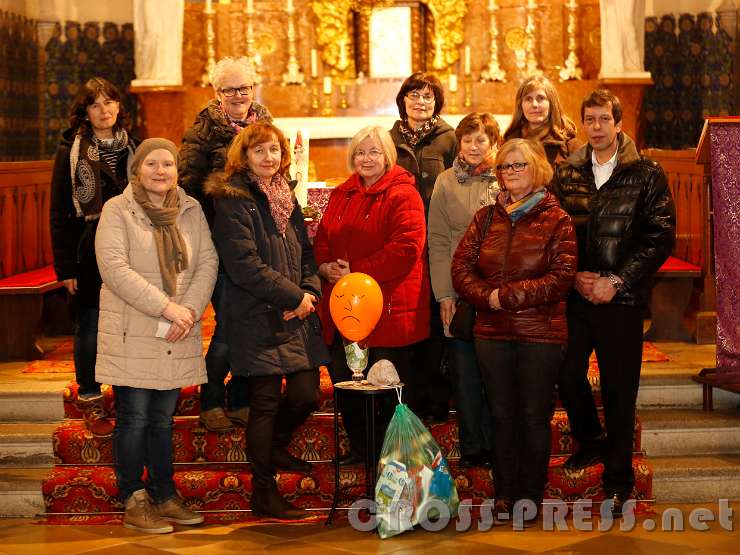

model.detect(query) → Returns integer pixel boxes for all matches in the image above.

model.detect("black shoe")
[604,492,628,518]
[251,485,308,519]
[563,445,604,470]
[272,448,312,474]
[459,452,491,468]
[336,451,365,465]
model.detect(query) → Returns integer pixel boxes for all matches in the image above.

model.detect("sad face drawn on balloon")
[329,273,383,342]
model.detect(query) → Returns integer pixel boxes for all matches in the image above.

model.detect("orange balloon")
[329,272,383,342]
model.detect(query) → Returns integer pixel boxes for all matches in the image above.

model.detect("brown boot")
[199,407,234,432]
[225,406,250,427]
[156,496,204,525]
[76,394,114,437]
[251,484,308,519]
[123,489,174,534]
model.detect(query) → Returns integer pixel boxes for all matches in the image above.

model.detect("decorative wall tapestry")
[643,13,735,149]
[0,11,41,161]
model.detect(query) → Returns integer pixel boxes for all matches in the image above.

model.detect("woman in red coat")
[313,125,430,462]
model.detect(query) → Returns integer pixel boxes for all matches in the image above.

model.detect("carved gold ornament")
[310,0,469,77]
[504,27,527,50]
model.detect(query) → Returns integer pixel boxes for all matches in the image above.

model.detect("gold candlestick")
[338,82,348,110]
[524,0,543,77]
[559,0,583,81]
[481,0,506,82]
[200,3,216,87]
[463,78,472,108]
[311,79,320,111]
[281,0,305,85]
[321,91,334,116]
[244,0,262,83]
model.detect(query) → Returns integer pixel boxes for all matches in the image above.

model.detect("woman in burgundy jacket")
[451,138,577,526]
[313,125,430,463]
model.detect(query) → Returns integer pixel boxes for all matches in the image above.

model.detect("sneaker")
[225,406,250,427]
[76,394,114,437]
[199,407,234,432]
[157,496,204,525]
[123,489,174,534]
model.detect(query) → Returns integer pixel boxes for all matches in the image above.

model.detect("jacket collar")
[336,164,415,196]
[567,132,640,172]
[203,171,297,202]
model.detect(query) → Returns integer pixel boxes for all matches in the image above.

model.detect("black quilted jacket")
[550,133,676,308]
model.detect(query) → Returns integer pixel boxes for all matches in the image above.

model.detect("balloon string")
[395,385,403,404]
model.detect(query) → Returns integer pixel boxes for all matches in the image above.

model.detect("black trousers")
[557,300,644,497]
[328,336,414,457]
[411,295,451,415]
[476,339,563,504]
[247,369,319,489]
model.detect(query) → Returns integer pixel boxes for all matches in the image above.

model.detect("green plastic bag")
[374,397,459,539]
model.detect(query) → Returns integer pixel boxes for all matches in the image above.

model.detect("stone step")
[640,409,740,456]
[0,468,46,517]
[651,454,740,503]
[0,423,58,468]
[0,390,65,422]
[637,376,740,410]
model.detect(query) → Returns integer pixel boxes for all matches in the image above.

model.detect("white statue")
[599,0,651,79]
[131,0,184,86]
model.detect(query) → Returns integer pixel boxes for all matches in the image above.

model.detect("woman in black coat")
[50,77,137,436]
[206,121,329,520]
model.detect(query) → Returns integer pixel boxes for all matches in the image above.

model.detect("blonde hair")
[346,125,398,174]
[210,56,258,91]
[504,76,577,143]
[495,139,553,190]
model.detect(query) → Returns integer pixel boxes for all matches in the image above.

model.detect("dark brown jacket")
[451,191,577,344]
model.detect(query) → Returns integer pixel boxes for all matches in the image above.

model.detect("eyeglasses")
[354,149,384,160]
[220,85,253,97]
[496,162,529,173]
[406,92,435,104]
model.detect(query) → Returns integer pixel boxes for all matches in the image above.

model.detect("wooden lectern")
[693,117,740,401]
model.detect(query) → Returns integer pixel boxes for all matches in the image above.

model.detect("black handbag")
[448,205,494,341]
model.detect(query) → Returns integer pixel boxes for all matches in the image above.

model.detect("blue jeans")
[74,306,100,397]
[475,339,563,505]
[113,386,180,504]
[449,338,494,456]
[200,274,249,411]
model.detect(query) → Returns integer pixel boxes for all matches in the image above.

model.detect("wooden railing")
[0,161,54,279]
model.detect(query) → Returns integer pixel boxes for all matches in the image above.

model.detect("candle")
[310,49,318,79]
[246,0,253,11]
[206,0,212,11]
[448,73,458,93]
[464,46,471,76]
[287,0,294,11]
[323,76,332,94]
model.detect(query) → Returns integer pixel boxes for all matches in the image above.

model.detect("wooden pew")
[642,149,715,343]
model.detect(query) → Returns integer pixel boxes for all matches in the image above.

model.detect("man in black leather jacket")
[550,89,676,517]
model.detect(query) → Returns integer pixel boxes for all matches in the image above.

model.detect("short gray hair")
[210,56,257,90]
[347,125,398,173]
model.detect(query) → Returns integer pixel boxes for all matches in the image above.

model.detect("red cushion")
[659,256,701,273]
[0,265,58,288]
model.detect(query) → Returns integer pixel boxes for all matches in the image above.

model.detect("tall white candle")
[247,0,253,12]
[310,49,318,79]
[464,46,471,76]
[323,76,332,94]
[206,0,212,11]
[287,0,294,11]
[448,73,458,93]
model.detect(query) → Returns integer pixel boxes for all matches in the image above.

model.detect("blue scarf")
[506,189,546,222]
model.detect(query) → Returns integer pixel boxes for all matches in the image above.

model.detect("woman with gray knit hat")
[95,138,218,534]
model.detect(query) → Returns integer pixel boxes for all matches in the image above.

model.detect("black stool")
[325,381,402,526]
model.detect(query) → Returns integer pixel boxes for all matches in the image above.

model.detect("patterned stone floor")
[0,503,736,554]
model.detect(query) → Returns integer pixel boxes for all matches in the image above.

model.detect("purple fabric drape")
[709,122,740,383]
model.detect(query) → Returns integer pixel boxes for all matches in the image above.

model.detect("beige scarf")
[131,177,189,297]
